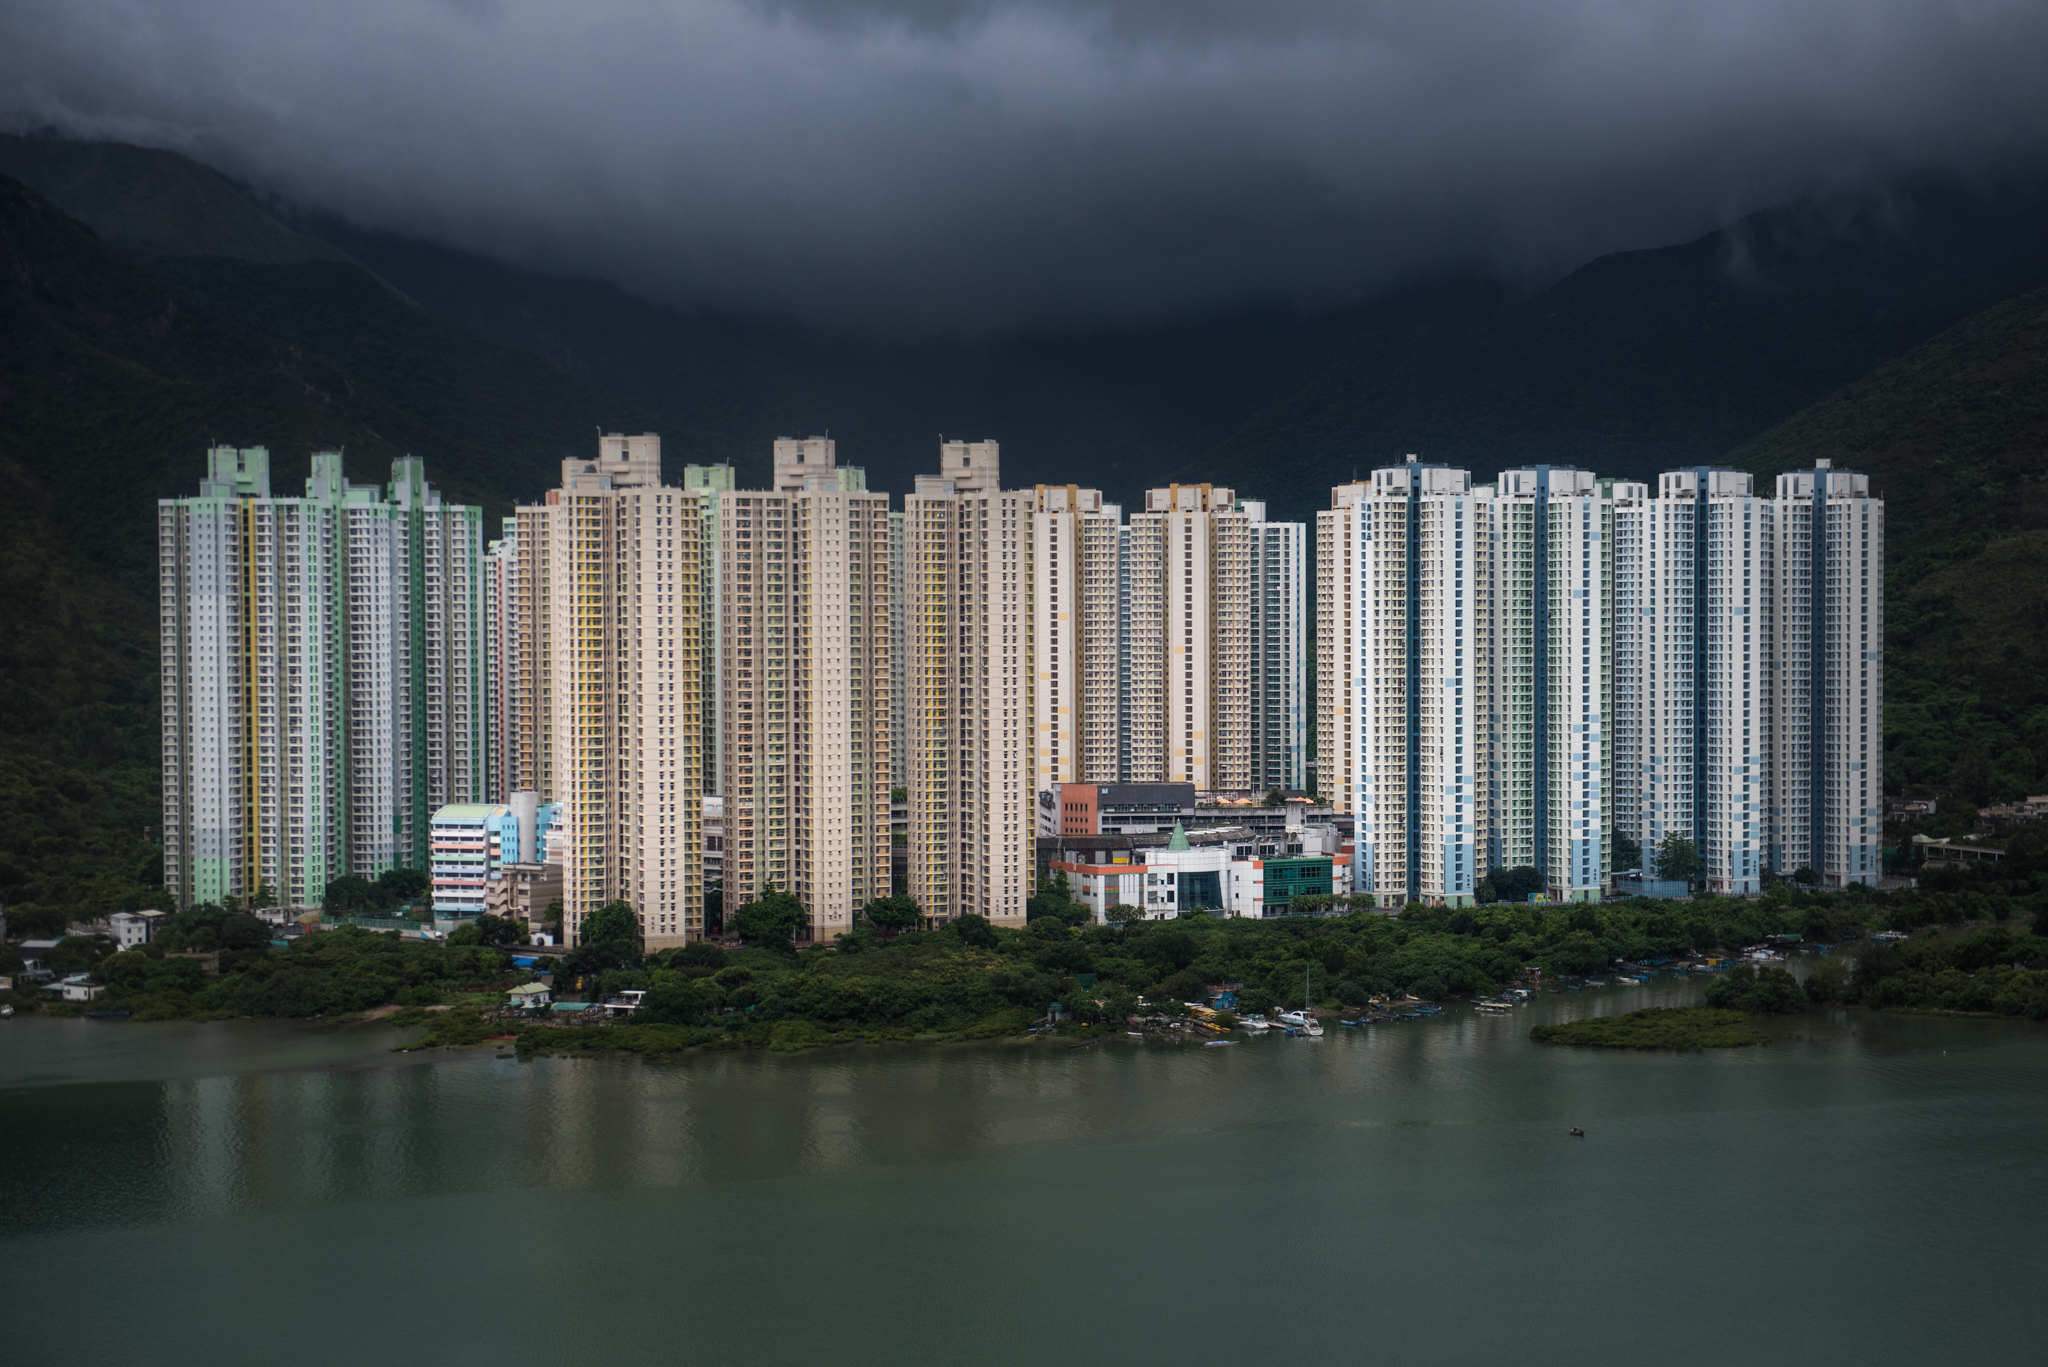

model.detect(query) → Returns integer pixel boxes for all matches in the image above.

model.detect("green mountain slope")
[1189,182,2048,523]
[0,171,641,928]
[1729,287,2048,802]
[0,133,347,264]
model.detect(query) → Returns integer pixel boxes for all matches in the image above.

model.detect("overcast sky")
[4,0,2047,332]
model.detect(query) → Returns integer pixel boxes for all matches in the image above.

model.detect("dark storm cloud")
[3,0,2047,331]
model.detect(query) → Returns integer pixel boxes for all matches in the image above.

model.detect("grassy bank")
[1532,1007,1770,1050]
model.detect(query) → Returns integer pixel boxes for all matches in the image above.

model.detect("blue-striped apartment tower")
[1243,503,1307,793]
[1770,462,1882,886]
[1604,479,1652,868]
[1640,468,1766,893]
[1477,468,1615,902]
[1337,458,1479,906]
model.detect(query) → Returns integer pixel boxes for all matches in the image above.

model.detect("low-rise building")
[1037,782,1198,837]
[1046,822,1351,922]
[430,792,560,925]
[108,910,169,950]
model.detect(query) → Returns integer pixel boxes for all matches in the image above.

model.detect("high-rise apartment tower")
[160,447,485,909]
[904,441,1034,925]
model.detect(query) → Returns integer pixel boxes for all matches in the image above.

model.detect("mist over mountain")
[5,0,2048,332]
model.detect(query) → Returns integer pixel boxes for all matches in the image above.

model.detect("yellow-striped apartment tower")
[905,441,1033,926]
[160,446,485,911]
[1125,484,1256,790]
[714,439,893,940]
[514,434,704,950]
[1315,481,1371,813]
[1031,485,1123,792]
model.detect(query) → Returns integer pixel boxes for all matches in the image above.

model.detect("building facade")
[428,793,560,921]
[1477,467,1613,901]
[513,435,705,949]
[1336,459,1481,906]
[1631,468,1770,894]
[1245,507,1307,792]
[904,441,1034,925]
[1771,461,1883,887]
[1031,485,1124,792]
[160,446,485,911]
[713,438,894,940]
[484,517,522,802]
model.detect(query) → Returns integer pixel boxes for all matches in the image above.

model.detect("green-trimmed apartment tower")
[160,447,486,910]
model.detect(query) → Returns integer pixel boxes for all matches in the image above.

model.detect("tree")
[1791,866,1820,887]
[1705,964,1809,1014]
[1488,866,1544,902]
[950,913,998,949]
[1548,931,1609,977]
[862,894,923,936]
[1104,903,1147,925]
[1656,835,1703,884]
[583,900,640,946]
[1027,872,1088,926]
[323,875,377,913]
[1264,788,1287,807]
[1613,830,1642,873]
[376,867,430,907]
[473,913,528,947]
[729,885,808,947]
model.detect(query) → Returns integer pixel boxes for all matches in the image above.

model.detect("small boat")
[1277,1009,1316,1029]
[1126,1030,1144,1037]
[1614,976,1642,985]
[1568,1127,1585,1138]
[1585,980,1608,987]
[85,1008,132,1020]
[1203,1039,1237,1047]
[1414,1004,1443,1015]
[0,1004,13,1019]
[1338,1018,1364,1027]
[1238,1015,1272,1033]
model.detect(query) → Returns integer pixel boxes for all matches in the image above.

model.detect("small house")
[507,982,552,1011]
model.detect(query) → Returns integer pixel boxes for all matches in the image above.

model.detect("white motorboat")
[1237,1014,1272,1032]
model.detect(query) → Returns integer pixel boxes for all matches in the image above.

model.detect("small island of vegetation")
[1532,1006,1770,1050]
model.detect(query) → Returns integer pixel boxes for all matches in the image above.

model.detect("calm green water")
[4,983,2045,1366]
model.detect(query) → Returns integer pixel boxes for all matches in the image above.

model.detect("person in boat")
[1568,1127,1585,1137]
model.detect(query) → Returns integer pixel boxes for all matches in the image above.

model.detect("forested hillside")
[0,171,635,924]
[1731,288,2048,802]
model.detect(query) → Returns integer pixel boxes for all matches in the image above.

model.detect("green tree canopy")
[1657,836,1703,884]
[1027,872,1089,926]
[583,900,640,946]
[323,875,378,912]
[1104,902,1147,925]
[1487,866,1545,902]
[862,894,923,935]
[729,886,808,947]
[376,867,430,904]
[950,913,999,949]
